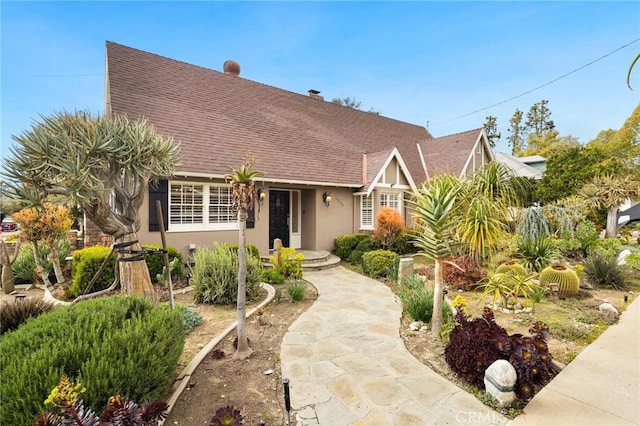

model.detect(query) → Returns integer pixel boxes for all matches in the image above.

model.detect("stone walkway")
[280,266,507,425]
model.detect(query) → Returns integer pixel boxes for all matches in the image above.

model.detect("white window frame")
[379,192,401,214]
[169,181,238,231]
[360,194,374,230]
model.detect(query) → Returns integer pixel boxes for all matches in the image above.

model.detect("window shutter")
[148,180,168,232]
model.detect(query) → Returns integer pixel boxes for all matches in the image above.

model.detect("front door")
[269,190,290,248]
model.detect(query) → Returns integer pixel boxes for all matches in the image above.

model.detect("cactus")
[496,262,528,277]
[539,264,580,298]
[1,239,21,294]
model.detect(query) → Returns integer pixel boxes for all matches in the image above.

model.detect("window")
[361,194,373,229]
[380,192,400,212]
[169,182,236,230]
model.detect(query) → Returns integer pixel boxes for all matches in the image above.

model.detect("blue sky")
[1,1,639,160]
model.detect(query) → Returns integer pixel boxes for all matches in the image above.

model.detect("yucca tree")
[409,174,463,332]
[2,111,179,301]
[226,152,264,360]
[579,174,640,237]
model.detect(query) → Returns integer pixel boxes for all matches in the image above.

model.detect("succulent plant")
[496,262,528,277]
[539,264,580,298]
[209,405,243,426]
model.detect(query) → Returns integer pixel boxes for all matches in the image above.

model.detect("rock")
[397,258,414,286]
[409,321,421,331]
[580,278,595,290]
[484,360,517,407]
[617,249,632,266]
[420,325,429,332]
[598,302,619,322]
[263,369,274,375]
[523,307,533,313]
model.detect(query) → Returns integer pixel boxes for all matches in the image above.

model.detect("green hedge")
[69,246,116,297]
[227,243,261,260]
[143,244,184,283]
[0,296,184,426]
[362,249,400,279]
[335,233,372,260]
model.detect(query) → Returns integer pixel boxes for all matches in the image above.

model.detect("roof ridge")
[429,127,482,140]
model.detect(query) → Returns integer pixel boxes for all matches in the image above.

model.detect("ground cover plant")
[0,295,184,425]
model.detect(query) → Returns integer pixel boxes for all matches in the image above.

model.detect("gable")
[418,128,492,179]
[361,147,416,195]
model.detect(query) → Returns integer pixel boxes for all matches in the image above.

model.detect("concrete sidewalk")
[509,295,640,426]
[280,267,507,426]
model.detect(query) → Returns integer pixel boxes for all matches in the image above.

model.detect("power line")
[436,38,640,124]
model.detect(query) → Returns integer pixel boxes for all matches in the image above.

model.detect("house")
[105,42,493,257]
[494,152,543,180]
[517,155,546,173]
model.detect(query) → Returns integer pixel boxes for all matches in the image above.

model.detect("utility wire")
[435,38,640,124]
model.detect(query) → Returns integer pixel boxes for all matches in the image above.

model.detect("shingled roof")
[105,41,434,187]
[417,128,485,178]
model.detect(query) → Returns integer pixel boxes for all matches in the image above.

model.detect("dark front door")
[269,190,290,248]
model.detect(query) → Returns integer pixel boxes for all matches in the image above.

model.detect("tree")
[507,109,526,156]
[537,145,601,203]
[409,174,463,333]
[12,203,72,287]
[2,111,179,301]
[483,116,501,148]
[331,96,380,115]
[578,174,640,237]
[226,152,264,360]
[525,100,555,136]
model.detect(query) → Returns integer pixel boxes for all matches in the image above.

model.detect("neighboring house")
[518,155,547,173]
[105,42,493,256]
[494,152,543,180]
[618,202,640,228]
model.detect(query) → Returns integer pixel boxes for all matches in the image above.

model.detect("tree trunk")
[32,241,53,289]
[606,207,618,238]
[234,209,253,360]
[1,264,15,294]
[49,245,66,286]
[116,232,157,303]
[431,259,444,333]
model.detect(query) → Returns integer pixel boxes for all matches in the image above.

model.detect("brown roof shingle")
[417,128,482,177]
[106,41,434,186]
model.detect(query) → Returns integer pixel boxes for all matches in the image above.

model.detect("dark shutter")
[246,206,255,229]
[148,180,168,232]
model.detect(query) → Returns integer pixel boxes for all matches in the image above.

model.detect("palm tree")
[409,174,462,332]
[2,111,179,301]
[226,152,264,360]
[579,174,640,237]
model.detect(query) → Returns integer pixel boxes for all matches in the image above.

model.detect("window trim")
[379,191,402,214]
[168,181,238,231]
[360,193,374,230]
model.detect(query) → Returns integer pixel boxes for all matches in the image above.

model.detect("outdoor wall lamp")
[322,192,332,207]
[257,188,266,205]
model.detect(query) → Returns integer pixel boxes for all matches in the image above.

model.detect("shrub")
[539,264,580,298]
[262,268,285,284]
[574,220,599,256]
[286,280,307,301]
[69,246,116,297]
[191,243,262,305]
[445,308,556,401]
[399,284,450,323]
[270,247,303,279]
[0,296,184,425]
[442,255,485,290]
[362,249,399,279]
[349,238,380,265]
[373,207,406,251]
[335,233,371,260]
[627,253,640,276]
[516,236,560,272]
[0,298,56,335]
[227,243,261,260]
[12,243,41,284]
[592,238,623,257]
[583,252,630,290]
[143,244,184,283]
[516,207,550,241]
[174,304,202,333]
